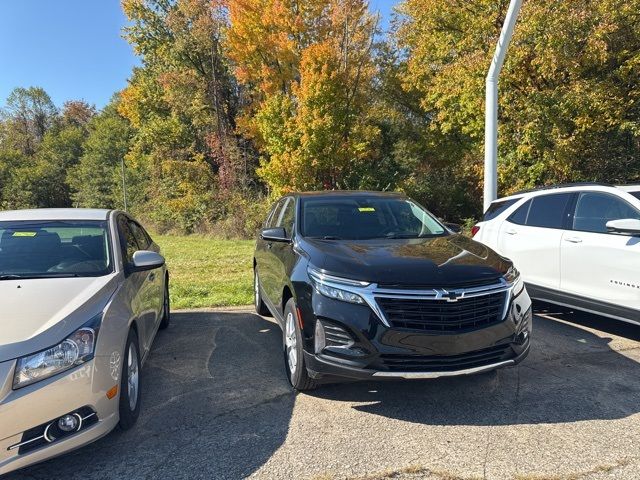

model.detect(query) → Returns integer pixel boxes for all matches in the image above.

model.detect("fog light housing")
[57,414,80,432]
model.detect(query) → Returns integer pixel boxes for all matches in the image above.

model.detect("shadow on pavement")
[309,312,640,426]
[8,309,640,479]
[8,312,295,480]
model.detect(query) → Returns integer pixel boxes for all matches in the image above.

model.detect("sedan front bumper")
[0,357,120,475]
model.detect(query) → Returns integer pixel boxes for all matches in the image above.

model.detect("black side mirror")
[444,222,462,233]
[261,227,289,242]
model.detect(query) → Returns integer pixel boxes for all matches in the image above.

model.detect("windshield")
[0,220,112,279]
[300,196,447,240]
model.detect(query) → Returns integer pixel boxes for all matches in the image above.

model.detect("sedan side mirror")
[132,250,165,271]
[261,227,289,242]
[606,219,640,236]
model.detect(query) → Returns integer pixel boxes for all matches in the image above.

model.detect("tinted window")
[507,200,531,225]
[628,191,640,201]
[266,199,286,228]
[129,221,151,249]
[0,220,111,277]
[525,193,572,229]
[573,192,640,233]
[300,196,446,240]
[483,199,518,221]
[278,197,296,238]
[117,216,139,265]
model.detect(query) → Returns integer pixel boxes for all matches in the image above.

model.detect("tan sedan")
[0,209,170,475]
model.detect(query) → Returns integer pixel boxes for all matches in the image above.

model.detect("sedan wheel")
[254,269,270,316]
[118,329,142,430]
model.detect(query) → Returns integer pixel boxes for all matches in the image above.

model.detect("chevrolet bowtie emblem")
[441,289,464,302]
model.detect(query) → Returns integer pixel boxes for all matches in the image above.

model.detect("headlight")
[308,266,368,305]
[504,266,524,296]
[13,315,101,389]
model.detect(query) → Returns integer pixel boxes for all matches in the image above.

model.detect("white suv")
[473,183,640,324]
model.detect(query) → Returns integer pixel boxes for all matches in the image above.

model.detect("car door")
[497,192,573,289]
[270,196,297,315]
[255,198,287,308]
[560,191,640,313]
[129,219,164,328]
[117,215,154,356]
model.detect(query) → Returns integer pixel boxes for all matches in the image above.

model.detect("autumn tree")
[395,0,640,217]
[227,0,382,195]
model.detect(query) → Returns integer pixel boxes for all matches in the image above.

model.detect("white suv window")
[508,193,572,229]
[573,192,640,233]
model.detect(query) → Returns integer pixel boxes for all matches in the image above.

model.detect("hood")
[0,275,119,362]
[302,234,511,287]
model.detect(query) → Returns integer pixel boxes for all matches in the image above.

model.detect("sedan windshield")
[0,220,112,278]
[301,196,448,240]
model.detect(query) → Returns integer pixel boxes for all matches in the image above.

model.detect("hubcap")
[285,312,297,375]
[127,343,139,411]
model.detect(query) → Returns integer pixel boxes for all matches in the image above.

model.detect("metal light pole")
[484,0,522,211]
[121,156,128,212]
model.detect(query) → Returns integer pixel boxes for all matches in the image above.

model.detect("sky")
[0,0,398,110]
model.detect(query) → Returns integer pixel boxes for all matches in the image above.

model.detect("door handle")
[505,228,517,235]
[564,237,583,243]
[148,272,156,282]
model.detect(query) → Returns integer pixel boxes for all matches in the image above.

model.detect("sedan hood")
[302,234,511,287]
[0,275,119,362]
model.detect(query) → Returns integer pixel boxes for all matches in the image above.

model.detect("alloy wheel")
[285,312,297,375]
[127,343,139,411]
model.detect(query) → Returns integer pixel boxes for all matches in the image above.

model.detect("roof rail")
[507,182,611,197]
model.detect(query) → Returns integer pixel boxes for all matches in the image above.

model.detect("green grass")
[154,234,255,309]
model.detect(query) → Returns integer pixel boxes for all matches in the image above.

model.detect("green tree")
[68,101,133,209]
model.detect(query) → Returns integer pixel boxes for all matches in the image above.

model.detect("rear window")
[507,194,573,229]
[483,199,518,221]
[628,191,640,201]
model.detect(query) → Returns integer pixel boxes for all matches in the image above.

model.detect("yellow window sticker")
[13,232,37,237]
[358,207,375,212]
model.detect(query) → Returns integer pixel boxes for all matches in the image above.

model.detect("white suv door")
[497,192,573,290]
[560,191,640,314]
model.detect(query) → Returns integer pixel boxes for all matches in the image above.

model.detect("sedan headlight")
[308,266,368,305]
[13,316,101,389]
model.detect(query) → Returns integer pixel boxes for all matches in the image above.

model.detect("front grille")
[376,291,507,333]
[379,344,512,372]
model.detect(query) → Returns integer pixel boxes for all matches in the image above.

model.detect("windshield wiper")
[0,274,23,280]
[0,273,80,280]
[309,236,343,240]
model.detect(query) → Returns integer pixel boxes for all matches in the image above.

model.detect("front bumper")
[298,279,533,381]
[0,356,120,475]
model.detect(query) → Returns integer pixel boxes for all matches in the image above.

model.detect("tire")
[118,329,142,430]
[254,268,270,316]
[159,276,170,330]
[283,298,316,391]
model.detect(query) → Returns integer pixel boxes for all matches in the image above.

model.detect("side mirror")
[132,250,165,271]
[606,219,640,236]
[443,222,462,234]
[261,227,289,242]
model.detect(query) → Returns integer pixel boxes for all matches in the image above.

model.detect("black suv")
[254,191,531,390]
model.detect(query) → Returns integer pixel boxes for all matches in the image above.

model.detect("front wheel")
[159,277,170,330]
[254,269,270,316]
[118,329,141,430]
[283,298,316,391]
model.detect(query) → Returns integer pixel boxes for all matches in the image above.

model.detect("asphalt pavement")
[6,305,640,480]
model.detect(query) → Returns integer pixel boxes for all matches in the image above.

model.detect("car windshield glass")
[628,191,640,202]
[301,196,447,240]
[0,220,112,278]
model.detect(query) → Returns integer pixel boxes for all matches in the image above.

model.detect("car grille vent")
[323,322,354,348]
[376,291,507,333]
[378,344,511,372]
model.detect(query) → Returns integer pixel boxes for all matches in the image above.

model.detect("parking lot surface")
[6,306,640,480]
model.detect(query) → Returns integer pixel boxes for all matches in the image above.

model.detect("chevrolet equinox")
[254,191,531,390]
